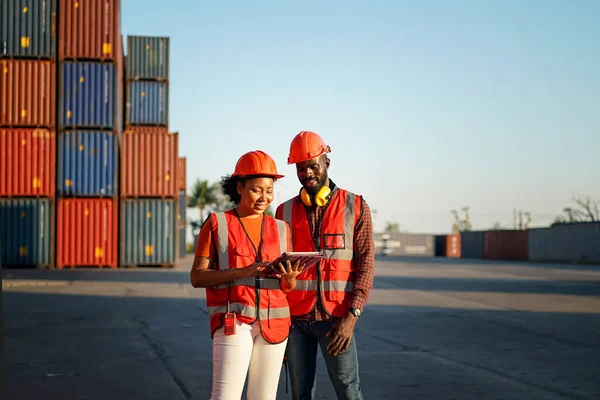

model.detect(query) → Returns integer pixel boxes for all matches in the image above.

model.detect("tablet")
[263,252,324,274]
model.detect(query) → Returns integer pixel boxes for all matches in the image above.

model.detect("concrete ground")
[2,256,600,399]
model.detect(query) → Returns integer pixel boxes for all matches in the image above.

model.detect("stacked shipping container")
[121,36,177,267]
[0,1,57,268]
[177,157,186,258]
[55,0,122,268]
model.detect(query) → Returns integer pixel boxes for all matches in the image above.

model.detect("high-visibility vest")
[277,189,361,318]
[205,211,291,344]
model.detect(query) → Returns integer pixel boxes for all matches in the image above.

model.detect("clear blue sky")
[122,0,600,234]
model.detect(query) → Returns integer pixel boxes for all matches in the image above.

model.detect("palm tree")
[188,179,219,225]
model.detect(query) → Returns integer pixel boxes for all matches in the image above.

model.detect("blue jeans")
[285,320,364,400]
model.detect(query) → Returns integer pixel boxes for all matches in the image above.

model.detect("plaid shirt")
[292,181,375,321]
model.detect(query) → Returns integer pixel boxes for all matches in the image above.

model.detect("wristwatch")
[349,308,361,318]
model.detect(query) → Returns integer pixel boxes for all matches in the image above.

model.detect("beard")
[303,173,328,195]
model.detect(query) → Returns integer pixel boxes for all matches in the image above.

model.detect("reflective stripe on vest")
[215,212,229,270]
[275,219,287,255]
[293,279,354,292]
[208,302,290,320]
[214,277,281,290]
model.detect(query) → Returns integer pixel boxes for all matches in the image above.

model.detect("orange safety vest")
[205,210,291,344]
[277,188,361,318]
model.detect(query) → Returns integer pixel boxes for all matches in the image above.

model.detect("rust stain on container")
[177,157,186,191]
[484,230,529,261]
[58,0,120,61]
[121,127,178,198]
[0,60,56,127]
[56,198,118,268]
[0,128,56,198]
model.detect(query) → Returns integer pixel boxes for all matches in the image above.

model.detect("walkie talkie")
[224,283,236,335]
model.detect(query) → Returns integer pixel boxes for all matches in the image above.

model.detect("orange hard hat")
[233,150,284,179]
[287,131,331,164]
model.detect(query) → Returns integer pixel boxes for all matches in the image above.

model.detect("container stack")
[121,36,177,267]
[176,157,187,258]
[54,0,123,269]
[1,0,57,268]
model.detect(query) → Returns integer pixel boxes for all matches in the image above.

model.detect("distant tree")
[384,222,400,233]
[491,222,502,230]
[188,179,219,224]
[553,194,600,226]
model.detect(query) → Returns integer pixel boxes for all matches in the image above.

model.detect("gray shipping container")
[177,190,186,222]
[1,0,56,58]
[0,198,52,267]
[374,233,435,257]
[126,36,169,80]
[529,223,600,264]
[121,199,175,266]
[177,224,186,258]
[460,231,485,258]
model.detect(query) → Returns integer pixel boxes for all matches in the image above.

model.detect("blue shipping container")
[1,0,56,58]
[60,62,115,128]
[58,131,117,196]
[460,231,485,258]
[177,190,186,222]
[177,224,186,258]
[122,199,175,266]
[126,81,168,125]
[0,198,52,267]
[127,36,169,80]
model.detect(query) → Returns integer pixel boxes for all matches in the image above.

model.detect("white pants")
[211,321,287,400]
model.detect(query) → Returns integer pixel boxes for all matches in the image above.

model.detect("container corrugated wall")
[0,198,52,267]
[121,199,175,266]
[0,0,56,58]
[56,198,117,268]
[529,223,600,263]
[1,128,55,198]
[0,59,56,127]
[121,127,178,198]
[460,231,485,258]
[177,223,186,258]
[126,81,168,125]
[60,62,115,128]
[484,230,529,261]
[376,233,435,257]
[126,36,169,80]
[446,234,461,258]
[58,0,119,61]
[177,190,186,222]
[177,157,186,190]
[58,131,117,196]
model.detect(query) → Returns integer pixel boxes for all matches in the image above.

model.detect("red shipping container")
[0,59,56,127]
[446,234,461,258]
[0,128,56,198]
[484,230,529,261]
[177,157,187,191]
[57,198,118,268]
[58,0,120,61]
[121,127,178,198]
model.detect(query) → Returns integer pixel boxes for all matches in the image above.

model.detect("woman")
[190,150,303,400]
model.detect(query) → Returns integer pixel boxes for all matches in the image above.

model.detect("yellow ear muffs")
[300,186,331,207]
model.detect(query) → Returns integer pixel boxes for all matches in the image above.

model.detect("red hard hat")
[233,150,284,179]
[287,131,331,164]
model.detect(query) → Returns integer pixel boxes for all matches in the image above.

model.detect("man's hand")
[326,313,358,356]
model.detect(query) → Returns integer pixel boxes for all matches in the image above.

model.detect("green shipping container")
[0,199,52,267]
[121,199,175,266]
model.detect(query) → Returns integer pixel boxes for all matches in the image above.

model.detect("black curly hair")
[220,174,275,205]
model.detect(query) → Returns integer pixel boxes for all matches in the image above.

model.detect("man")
[276,131,375,400]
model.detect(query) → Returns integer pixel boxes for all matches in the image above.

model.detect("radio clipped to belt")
[224,282,236,335]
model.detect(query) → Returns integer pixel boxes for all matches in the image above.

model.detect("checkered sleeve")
[350,197,375,310]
